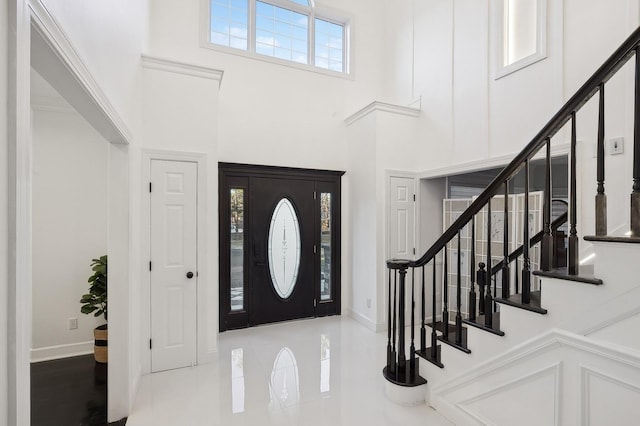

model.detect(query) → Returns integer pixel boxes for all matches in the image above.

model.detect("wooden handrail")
[409,25,640,269]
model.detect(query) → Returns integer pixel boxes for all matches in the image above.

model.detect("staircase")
[382,26,640,425]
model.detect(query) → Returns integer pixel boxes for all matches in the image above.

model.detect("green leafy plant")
[80,255,107,321]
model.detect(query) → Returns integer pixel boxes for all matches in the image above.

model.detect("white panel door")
[389,177,416,260]
[150,160,197,372]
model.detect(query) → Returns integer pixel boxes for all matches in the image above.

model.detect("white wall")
[1,1,9,423]
[346,113,377,328]
[386,0,638,175]
[31,107,108,361]
[346,108,427,330]
[145,0,388,337]
[140,63,219,369]
[564,0,639,238]
[38,0,147,128]
[147,0,385,173]
[380,0,640,254]
[26,1,148,422]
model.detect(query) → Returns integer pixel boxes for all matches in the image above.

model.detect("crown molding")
[141,55,224,87]
[418,142,570,179]
[28,0,133,144]
[344,101,421,126]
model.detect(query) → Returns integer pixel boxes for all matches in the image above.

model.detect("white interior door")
[389,176,416,260]
[150,160,197,372]
[389,176,416,320]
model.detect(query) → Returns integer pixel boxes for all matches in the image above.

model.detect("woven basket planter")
[94,324,108,364]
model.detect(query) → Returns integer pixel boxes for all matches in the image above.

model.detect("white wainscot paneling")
[582,367,640,426]
[431,330,640,426]
[457,363,560,426]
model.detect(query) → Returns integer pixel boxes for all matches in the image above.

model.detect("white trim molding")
[346,307,385,332]
[456,362,562,426]
[431,329,640,426]
[345,101,421,126]
[562,281,640,337]
[419,141,570,179]
[141,55,224,87]
[30,341,94,363]
[494,0,548,80]
[580,365,640,426]
[141,149,209,374]
[28,0,132,145]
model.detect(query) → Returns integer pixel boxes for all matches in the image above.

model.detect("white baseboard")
[31,341,94,363]
[346,307,386,332]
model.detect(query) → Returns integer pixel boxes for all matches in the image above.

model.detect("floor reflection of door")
[219,163,344,331]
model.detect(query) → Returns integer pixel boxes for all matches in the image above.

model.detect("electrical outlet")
[610,137,624,155]
[366,298,372,308]
[68,317,78,330]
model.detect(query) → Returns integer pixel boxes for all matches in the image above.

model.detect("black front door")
[219,163,343,331]
[250,176,315,325]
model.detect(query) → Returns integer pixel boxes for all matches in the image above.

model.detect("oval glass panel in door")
[268,198,301,299]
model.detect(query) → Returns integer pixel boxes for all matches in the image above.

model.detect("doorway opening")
[219,163,344,331]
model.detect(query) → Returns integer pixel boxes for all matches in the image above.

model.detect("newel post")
[386,259,411,381]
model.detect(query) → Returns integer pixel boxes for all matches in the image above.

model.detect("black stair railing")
[476,207,569,323]
[466,200,568,330]
[384,25,640,386]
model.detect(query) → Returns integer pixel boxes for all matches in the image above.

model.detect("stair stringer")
[560,283,640,352]
[429,329,640,426]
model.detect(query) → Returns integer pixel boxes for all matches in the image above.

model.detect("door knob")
[186,271,194,279]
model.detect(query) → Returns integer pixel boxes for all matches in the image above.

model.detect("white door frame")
[385,170,419,262]
[8,1,133,423]
[141,149,207,375]
[384,171,419,332]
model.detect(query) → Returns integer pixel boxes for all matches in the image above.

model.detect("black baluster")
[515,255,520,294]
[541,137,553,270]
[523,159,532,303]
[502,181,510,298]
[596,83,607,236]
[420,266,426,353]
[455,231,463,346]
[485,199,493,328]
[493,270,497,312]
[568,112,579,275]
[442,244,449,339]
[387,268,392,370]
[430,258,438,361]
[398,265,407,378]
[477,262,486,316]
[632,47,640,236]
[410,267,416,380]
[469,218,477,321]
[391,270,397,375]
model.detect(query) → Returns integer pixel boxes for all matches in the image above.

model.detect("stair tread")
[533,267,603,285]
[437,323,471,354]
[584,235,640,244]
[382,364,428,387]
[416,345,444,368]
[495,291,548,314]
[463,312,505,336]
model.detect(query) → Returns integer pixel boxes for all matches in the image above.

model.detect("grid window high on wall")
[206,0,350,75]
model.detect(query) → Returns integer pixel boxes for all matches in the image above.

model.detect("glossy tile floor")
[127,316,453,426]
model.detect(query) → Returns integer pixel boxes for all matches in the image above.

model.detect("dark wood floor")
[31,354,109,426]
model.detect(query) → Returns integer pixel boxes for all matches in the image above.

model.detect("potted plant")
[80,255,108,363]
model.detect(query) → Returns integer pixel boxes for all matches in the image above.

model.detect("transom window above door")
[205,0,350,75]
